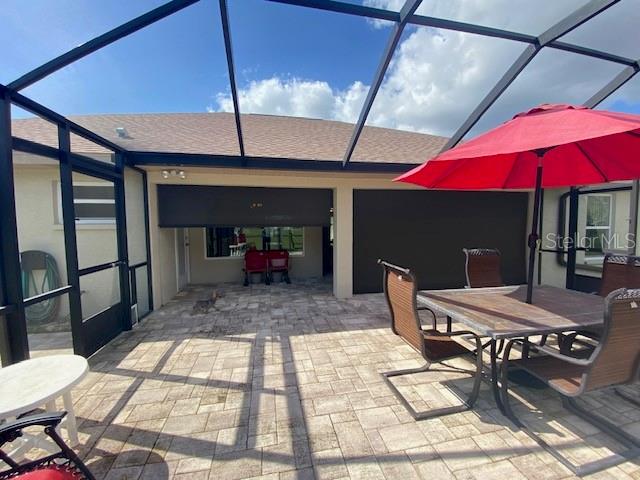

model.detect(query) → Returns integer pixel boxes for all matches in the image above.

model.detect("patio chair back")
[378,260,424,355]
[244,250,268,273]
[599,253,640,297]
[267,250,289,271]
[463,248,503,288]
[584,288,640,391]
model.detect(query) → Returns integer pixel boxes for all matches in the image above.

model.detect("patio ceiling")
[1,0,639,172]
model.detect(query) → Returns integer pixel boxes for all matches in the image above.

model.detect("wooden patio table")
[416,285,604,413]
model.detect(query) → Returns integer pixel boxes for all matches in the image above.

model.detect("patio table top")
[417,285,604,339]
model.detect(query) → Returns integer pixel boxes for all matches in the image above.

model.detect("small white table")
[0,355,89,446]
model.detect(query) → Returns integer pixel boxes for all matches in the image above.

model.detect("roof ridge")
[13,112,448,139]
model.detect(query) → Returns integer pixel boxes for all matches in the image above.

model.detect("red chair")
[267,250,291,284]
[243,250,269,286]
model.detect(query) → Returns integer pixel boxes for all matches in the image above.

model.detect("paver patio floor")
[48,279,640,479]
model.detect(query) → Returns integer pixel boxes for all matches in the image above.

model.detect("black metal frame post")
[566,187,580,289]
[141,169,154,312]
[342,0,423,165]
[585,61,640,108]
[219,0,245,159]
[8,0,200,92]
[114,153,132,331]
[58,124,85,356]
[0,91,28,363]
[628,180,639,255]
[442,0,620,151]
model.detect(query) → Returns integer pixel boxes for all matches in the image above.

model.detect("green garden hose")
[20,250,61,326]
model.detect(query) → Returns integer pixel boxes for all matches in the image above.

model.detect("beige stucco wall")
[186,226,323,284]
[147,181,178,306]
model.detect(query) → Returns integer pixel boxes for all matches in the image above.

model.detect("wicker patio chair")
[0,412,95,479]
[463,248,511,351]
[463,248,504,288]
[599,253,640,296]
[378,259,483,420]
[499,288,640,476]
[562,254,640,376]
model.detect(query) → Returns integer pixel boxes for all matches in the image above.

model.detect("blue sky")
[2,0,639,136]
[2,0,387,115]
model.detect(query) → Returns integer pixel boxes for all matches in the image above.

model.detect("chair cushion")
[509,356,588,396]
[422,330,472,361]
[14,466,83,480]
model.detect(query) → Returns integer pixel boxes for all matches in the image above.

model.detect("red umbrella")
[395,103,640,303]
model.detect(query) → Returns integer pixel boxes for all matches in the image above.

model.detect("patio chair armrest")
[416,306,437,330]
[0,412,66,444]
[531,342,593,366]
[446,330,479,339]
[505,339,592,366]
[425,330,483,350]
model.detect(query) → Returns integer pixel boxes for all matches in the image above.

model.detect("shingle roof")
[11,112,448,164]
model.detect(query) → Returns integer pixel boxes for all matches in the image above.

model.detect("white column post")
[333,186,353,298]
[147,175,163,309]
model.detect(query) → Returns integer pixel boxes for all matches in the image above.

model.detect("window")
[205,227,304,258]
[584,194,612,256]
[57,182,116,225]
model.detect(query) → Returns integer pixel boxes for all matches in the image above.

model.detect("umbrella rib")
[575,142,608,183]
[427,158,471,188]
[501,154,520,190]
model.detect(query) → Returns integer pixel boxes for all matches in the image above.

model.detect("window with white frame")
[57,182,116,225]
[584,194,612,256]
[204,226,304,258]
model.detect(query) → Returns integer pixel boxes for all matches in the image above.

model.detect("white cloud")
[213,0,640,138]
[212,77,368,123]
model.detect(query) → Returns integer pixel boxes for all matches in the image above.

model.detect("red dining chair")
[267,250,291,284]
[243,250,269,286]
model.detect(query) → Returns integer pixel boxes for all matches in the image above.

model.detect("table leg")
[62,391,79,446]
[45,399,61,438]
[522,337,530,359]
[446,316,452,333]
[490,339,505,415]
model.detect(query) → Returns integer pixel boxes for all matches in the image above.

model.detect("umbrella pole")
[526,159,544,304]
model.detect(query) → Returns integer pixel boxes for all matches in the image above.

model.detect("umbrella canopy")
[396,104,640,190]
[395,103,640,303]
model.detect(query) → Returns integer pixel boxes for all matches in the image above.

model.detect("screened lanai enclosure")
[2,0,640,366]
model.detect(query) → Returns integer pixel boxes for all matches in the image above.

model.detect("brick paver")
[46,279,640,479]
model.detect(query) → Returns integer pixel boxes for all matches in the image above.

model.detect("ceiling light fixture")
[161,169,186,180]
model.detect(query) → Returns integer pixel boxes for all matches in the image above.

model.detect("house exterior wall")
[12,157,120,324]
[148,179,178,306]
[144,166,534,306]
[144,168,403,305]
[537,185,634,289]
[186,226,323,284]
